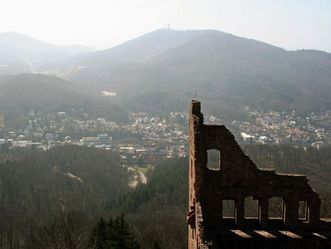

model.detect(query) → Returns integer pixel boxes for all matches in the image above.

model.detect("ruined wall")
[188,100,331,249]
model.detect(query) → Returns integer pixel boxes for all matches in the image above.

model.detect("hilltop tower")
[188,100,331,249]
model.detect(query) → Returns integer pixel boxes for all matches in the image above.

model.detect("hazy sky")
[0,0,330,51]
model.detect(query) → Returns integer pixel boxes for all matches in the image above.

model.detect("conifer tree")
[90,218,107,249]
[89,215,140,249]
[153,241,161,249]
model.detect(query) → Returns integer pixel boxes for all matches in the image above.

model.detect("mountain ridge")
[0,74,128,127]
[2,29,331,120]
[0,32,96,74]
[55,29,331,119]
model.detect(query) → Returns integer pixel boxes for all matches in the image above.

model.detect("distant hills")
[63,29,210,67]
[0,32,95,74]
[0,74,128,128]
[1,29,331,120]
[52,29,331,119]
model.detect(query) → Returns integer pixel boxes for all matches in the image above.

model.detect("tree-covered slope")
[64,29,331,119]
[0,32,95,74]
[0,74,128,127]
[108,145,331,249]
[0,145,128,226]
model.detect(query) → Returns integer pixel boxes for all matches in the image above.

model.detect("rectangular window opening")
[222,200,235,218]
[244,196,259,219]
[268,197,284,219]
[207,149,220,170]
[299,201,309,221]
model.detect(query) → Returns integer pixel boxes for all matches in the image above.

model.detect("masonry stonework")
[188,100,331,249]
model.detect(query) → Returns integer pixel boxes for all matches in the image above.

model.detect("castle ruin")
[188,100,331,249]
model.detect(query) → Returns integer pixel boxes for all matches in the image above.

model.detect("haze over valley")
[0,2,331,247]
[1,29,331,121]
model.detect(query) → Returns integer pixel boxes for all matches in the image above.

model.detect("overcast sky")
[0,0,330,52]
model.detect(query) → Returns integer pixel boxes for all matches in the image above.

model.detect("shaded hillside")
[109,158,188,249]
[108,145,331,249]
[0,145,129,232]
[0,74,128,127]
[63,29,331,119]
[1,145,331,249]
[0,32,95,74]
[243,144,331,194]
[62,29,209,67]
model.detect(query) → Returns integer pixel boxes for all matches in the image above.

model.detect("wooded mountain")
[2,29,331,120]
[1,144,331,249]
[0,145,129,248]
[0,32,95,74]
[0,74,128,127]
[57,29,331,119]
[63,29,210,67]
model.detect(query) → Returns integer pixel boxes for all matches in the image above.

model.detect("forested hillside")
[2,29,331,122]
[110,158,188,249]
[0,32,95,74]
[109,145,331,249]
[56,29,331,119]
[0,145,128,248]
[1,144,331,248]
[0,3,330,249]
[0,74,128,128]
[244,144,331,194]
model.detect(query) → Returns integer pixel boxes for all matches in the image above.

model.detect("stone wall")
[188,100,331,249]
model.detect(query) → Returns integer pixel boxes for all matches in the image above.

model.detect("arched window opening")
[207,149,220,170]
[298,201,309,221]
[244,196,259,218]
[222,200,235,218]
[268,197,284,219]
